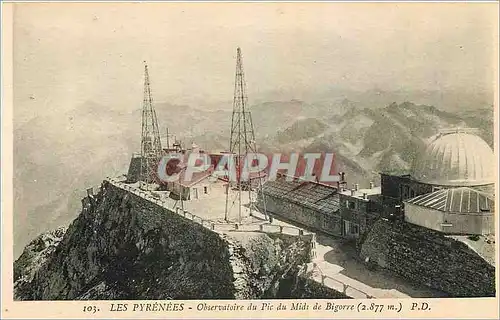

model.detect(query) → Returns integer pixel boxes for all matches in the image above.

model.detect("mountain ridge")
[14,97,493,256]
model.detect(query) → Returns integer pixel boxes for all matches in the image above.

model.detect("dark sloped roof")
[405,187,494,214]
[262,179,339,214]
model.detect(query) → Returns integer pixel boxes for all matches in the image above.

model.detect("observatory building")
[411,131,494,187]
[382,129,495,235]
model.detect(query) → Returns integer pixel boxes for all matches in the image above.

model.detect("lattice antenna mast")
[140,62,163,189]
[224,47,268,223]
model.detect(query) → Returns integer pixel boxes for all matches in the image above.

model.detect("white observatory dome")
[412,131,495,187]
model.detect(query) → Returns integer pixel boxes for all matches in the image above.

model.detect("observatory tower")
[139,63,163,189]
[224,47,268,223]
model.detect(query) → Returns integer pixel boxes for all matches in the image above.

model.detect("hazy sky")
[14,3,498,124]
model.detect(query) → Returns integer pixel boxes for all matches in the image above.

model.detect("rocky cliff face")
[14,181,313,300]
[14,226,68,298]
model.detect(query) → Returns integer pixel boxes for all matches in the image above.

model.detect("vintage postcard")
[1,2,499,319]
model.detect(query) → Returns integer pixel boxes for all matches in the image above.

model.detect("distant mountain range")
[13,94,494,257]
[269,102,493,184]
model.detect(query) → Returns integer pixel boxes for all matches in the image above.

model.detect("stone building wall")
[338,193,378,238]
[263,194,342,237]
[380,173,433,201]
[126,156,142,183]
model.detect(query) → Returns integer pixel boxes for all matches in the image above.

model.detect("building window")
[343,220,350,236]
[204,186,208,194]
[401,185,410,200]
[409,188,415,198]
[350,223,359,235]
[346,200,356,210]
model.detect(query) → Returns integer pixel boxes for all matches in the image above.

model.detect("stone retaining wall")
[360,219,495,297]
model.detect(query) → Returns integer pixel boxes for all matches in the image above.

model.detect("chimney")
[354,183,359,191]
[369,181,374,189]
[363,192,368,200]
[350,189,355,196]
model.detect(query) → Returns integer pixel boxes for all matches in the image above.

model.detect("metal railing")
[311,263,373,299]
[103,178,315,240]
